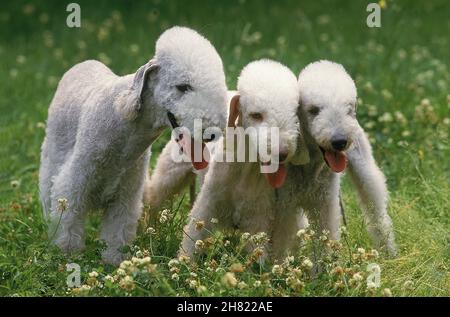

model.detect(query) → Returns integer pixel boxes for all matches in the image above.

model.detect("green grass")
[0,0,449,296]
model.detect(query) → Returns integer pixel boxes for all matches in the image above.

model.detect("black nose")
[278,152,288,163]
[331,139,347,151]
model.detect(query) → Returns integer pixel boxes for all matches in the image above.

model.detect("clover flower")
[301,258,313,270]
[119,276,135,291]
[271,264,283,275]
[194,240,205,250]
[57,198,68,212]
[221,272,237,288]
[195,220,205,230]
[210,217,219,224]
[383,288,393,297]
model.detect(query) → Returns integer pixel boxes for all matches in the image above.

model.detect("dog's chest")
[230,170,276,232]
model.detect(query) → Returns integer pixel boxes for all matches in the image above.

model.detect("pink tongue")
[324,150,347,173]
[264,164,287,188]
[179,137,209,170]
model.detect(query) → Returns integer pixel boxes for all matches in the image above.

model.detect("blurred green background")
[0,0,448,296]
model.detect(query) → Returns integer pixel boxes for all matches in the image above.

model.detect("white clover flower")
[224,240,231,247]
[210,217,219,224]
[357,247,366,255]
[178,254,190,264]
[301,258,313,270]
[378,112,393,123]
[104,275,114,283]
[190,272,198,278]
[241,232,251,241]
[195,220,205,230]
[194,240,205,250]
[88,271,99,278]
[238,281,248,289]
[367,281,378,290]
[188,279,198,289]
[402,280,414,290]
[119,260,132,270]
[168,259,180,268]
[197,285,207,293]
[140,256,151,265]
[57,198,68,212]
[353,272,363,282]
[10,180,20,188]
[221,272,237,288]
[272,264,283,275]
[383,288,392,297]
[296,229,306,238]
[146,227,156,235]
[253,280,262,288]
[159,214,168,223]
[119,276,135,291]
[116,268,126,276]
[171,273,179,281]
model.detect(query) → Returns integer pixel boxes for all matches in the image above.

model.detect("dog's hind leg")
[347,129,397,257]
[100,159,148,266]
[144,140,195,218]
[49,157,90,255]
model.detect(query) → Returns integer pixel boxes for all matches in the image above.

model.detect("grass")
[0,0,449,297]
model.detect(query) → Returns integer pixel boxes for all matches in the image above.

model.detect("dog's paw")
[102,248,128,266]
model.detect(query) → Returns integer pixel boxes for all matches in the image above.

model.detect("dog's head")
[227,59,301,188]
[124,26,228,170]
[298,60,358,173]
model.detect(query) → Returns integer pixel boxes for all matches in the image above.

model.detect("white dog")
[180,59,308,259]
[39,26,228,265]
[283,60,397,256]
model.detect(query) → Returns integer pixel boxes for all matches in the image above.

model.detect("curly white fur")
[286,60,396,256]
[180,59,305,260]
[38,26,228,265]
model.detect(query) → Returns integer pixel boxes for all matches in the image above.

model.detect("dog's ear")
[291,104,310,165]
[121,58,159,120]
[227,94,240,127]
[291,130,310,165]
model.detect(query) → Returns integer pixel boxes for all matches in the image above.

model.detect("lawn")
[0,0,448,296]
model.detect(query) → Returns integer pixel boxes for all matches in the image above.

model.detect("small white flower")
[171,273,179,281]
[353,272,363,282]
[301,258,313,270]
[241,232,251,241]
[88,271,98,278]
[104,275,114,283]
[168,259,180,268]
[194,240,205,250]
[146,227,156,235]
[210,217,219,224]
[383,288,392,297]
[272,264,283,275]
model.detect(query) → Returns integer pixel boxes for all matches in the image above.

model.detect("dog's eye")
[249,112,263,121]
[176,84,192,93]
[308,106,320,116]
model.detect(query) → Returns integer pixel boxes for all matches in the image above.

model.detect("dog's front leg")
[347,128,397,257]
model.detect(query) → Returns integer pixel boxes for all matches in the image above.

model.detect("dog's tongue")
[179,137,209,170]
[263,163,287,188]
[324,150,347,173]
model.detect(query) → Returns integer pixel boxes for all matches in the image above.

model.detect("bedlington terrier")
[284,60,397,256]
[180,59,309,260]
[38,26,228,265]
